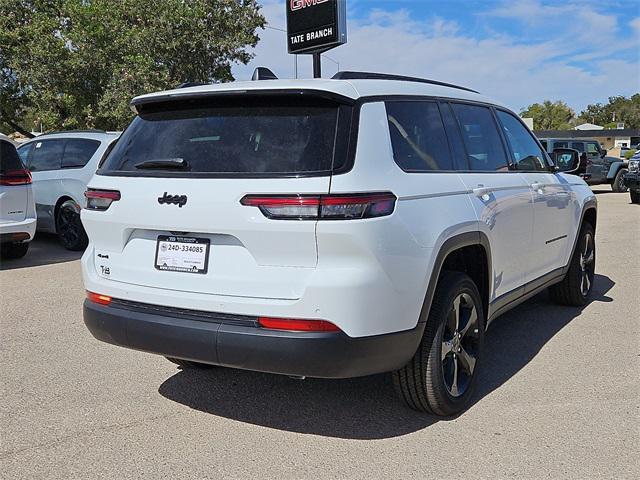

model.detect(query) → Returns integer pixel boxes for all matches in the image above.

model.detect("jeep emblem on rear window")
[158,192,187,208]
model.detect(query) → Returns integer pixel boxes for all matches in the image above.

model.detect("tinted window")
[571,142,585,152]
[102,101,341,175]
[496,110,547,171]
[0,140,24,172]
[17,143,33,164]
[451,104,509,171]
[586,142,599,154]
[62,139,100,168]
[540,140,548,150]
[385,101,452,171]
[29,140,64,171]
[553,141,569,149]
[439,103,468,170]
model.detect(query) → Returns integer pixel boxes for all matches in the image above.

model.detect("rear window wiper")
[134,158,190,170]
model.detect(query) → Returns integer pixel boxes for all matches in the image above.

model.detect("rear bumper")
[0,216,36,243]
[83,299,424,378]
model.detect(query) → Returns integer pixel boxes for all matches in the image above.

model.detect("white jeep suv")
[17,130,119,250]
[81,72,597,415]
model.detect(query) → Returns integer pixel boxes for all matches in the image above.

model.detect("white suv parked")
[81,72,597,415]
[17,130,119,250]
[1,138,36,259]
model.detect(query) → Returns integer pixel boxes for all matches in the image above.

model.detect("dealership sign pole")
[286,0,347,78]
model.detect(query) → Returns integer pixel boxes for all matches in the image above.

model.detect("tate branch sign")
[286,0,347,54]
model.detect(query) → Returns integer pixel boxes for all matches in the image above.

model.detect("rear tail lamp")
[86,291,112,305]
[85,189,120,211]
[258,316,341,332]
[240,192,396,220]
[0,168,32,186]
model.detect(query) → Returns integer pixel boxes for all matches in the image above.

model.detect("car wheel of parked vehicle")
[393,271,484,416]
[630,190,640,204]
[165,357,215,369]
[0,242,29,260]
[612,169,628,192]
[549,222,595,306]
[56,200,88,251]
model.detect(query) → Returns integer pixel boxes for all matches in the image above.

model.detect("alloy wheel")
[441,293,480,397]
[58,206,80,246]
[579,231,595,296]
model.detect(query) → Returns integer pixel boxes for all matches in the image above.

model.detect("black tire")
[393,271,485,416]
[549,222,595,306]
[0,242,29,260]
[612,169,628,192]
[165,357,215,369]
[630,190,640,204]
[56,200,88,251]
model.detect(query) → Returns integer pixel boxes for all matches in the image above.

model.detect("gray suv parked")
[538,138,628,192]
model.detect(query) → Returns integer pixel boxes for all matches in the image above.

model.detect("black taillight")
[240,192,396,220]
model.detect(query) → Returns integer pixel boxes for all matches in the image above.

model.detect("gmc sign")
[286,0,347,54]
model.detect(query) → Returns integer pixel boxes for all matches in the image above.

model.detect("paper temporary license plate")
[155,235,210,274]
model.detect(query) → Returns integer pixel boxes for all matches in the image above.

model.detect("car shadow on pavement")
[158,274,615,440]
[0,233,82,271]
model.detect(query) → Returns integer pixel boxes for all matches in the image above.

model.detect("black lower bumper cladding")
[83,299,424,379]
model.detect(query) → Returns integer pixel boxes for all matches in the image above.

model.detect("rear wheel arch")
[420,232,491,327]
[54,195,78,225]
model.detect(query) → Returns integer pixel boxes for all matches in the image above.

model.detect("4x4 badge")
[158,192,188,208]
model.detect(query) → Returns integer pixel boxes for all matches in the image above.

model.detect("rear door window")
[451,103,509,171]
[62,139,100,168]
[28,140,64,171]
[385,101,452,171]
[496,110,548,171]
[571,142,585,152]
[101,98,346,176]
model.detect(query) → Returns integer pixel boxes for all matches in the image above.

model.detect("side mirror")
[552,148,580,173]
[600,149,607,158]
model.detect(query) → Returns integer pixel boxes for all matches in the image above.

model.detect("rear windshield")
[100,99,344,177]
[0,140,24,173]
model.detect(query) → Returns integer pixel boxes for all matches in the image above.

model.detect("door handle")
[473,186,491,198]
[530,182,545,193]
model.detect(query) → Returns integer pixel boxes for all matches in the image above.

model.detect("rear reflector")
[258,316,341,332]
[240,192,396,220]
[0,168,32,186]
[86,291,112,305]
[85,189,121,211]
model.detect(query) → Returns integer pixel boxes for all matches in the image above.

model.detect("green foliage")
[0,0,265,133]
[520,100,575,130]
[578,94,640,129]
[624,149,637,160]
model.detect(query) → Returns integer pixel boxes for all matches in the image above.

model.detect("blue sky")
[233,0,640,114]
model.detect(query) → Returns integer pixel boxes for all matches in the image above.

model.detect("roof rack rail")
[176,82,207,89]
[331,71,479,94]
[40,129,109,136]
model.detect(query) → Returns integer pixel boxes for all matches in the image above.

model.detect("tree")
[0,0,265,133]
[578,95,640,129]
[520,100,575,130]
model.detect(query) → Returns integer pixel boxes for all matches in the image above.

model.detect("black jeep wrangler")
[539,138,628,192]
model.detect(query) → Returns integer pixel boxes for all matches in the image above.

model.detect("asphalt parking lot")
[1,190,638,479]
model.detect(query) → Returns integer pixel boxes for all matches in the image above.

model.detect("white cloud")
[232,0,640,113]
